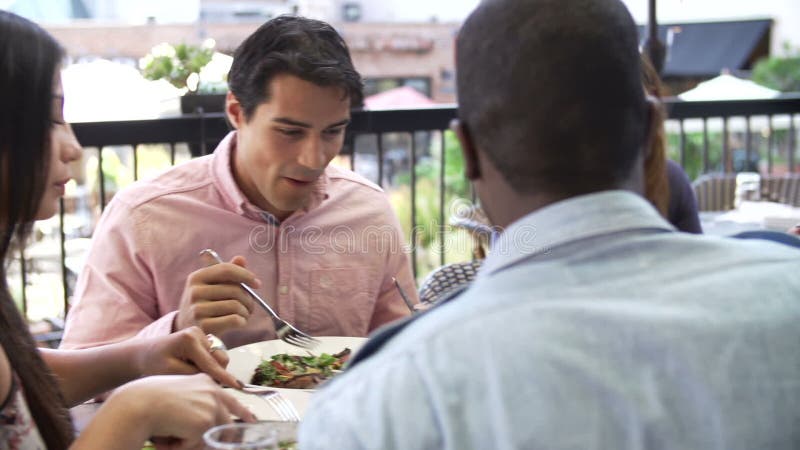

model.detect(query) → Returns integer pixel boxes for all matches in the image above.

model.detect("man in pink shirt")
[60,16,417,350]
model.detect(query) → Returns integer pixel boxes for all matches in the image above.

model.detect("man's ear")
[225,91,244,130]
[642,95,660,160]
[451,119,481,181]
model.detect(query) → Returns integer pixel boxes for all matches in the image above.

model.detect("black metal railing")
[16,97,800,325]
[665,95,800,175]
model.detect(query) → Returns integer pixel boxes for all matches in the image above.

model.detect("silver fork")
[199,249,320,350]
[242,386,300,422]
[263,392,301,422]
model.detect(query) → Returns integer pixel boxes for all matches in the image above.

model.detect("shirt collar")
[479,191,675,278]
[211,131,330,223]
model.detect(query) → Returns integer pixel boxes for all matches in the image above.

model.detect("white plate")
[226,336,366,419]
[227,336,366,383]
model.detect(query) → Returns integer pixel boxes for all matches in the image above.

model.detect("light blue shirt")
[300,191,800,450]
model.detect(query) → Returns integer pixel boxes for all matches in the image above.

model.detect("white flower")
[186,72,200,92]
[150,42,176,58]
[138,54,154,70]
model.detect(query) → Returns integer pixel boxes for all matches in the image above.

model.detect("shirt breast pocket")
[310,267,376,336]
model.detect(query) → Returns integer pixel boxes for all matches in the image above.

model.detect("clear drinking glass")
[203,423,278,450]
[735,171,761,208]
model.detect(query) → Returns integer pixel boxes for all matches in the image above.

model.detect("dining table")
[699,200,800,236]
[70,335,366,440]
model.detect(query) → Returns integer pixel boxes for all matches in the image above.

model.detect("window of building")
[364,77,432,97]
[342,2,362,22]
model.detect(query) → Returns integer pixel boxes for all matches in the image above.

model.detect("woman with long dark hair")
[0,10,253,449]
[641,55,702,233]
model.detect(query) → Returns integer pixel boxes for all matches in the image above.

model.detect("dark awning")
[638,19,772,78]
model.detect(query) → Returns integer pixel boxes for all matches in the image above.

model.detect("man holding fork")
[61,16,418,351]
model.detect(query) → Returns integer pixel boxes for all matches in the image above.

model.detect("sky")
[362,0,480,22]
[3,0,798,52]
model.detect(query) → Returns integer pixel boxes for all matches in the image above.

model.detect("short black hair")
[456,0,648,196]
[228,15,364,120]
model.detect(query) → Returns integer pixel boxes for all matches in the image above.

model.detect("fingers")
[122,374,248,449]
[178,299,250,336]
[189,285,256,314]
[230,255,247,268]
[192,297,253,321]
[217,389,257,423]
[211,346,230,368]
[199,314,250,336]
[188,351,239,389]
[174,328,239,388]
[214,398,234,428]
[176,258,260,334]
[189,262,261,289]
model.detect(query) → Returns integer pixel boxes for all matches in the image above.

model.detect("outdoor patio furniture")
[449,204,493,259]
[418,259,483,306]
[761,173,800,207]
[692,173,737,211]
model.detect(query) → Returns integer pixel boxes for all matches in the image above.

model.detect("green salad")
[251,348,351,389]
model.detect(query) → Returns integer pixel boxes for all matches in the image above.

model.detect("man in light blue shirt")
[299,0,800,448]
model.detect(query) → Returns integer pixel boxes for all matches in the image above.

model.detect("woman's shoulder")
[0,344,47,448]
[665,159,694,198]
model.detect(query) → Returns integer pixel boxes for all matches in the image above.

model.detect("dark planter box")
[180,93,226,114]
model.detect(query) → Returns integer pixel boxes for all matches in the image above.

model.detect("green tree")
[752,42,800,92]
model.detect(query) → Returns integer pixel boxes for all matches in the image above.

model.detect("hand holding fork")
[199,249,319,351]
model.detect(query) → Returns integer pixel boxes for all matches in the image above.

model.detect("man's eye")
[324,128,345,136]
[278,128,302,137]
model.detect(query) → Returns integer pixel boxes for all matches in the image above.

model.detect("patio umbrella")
[668,74,790,134]
[364,86,436,109]
[678,73,780,101]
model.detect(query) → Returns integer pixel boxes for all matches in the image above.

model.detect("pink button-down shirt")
[60,132,416,349]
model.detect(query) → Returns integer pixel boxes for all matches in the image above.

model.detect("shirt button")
[319,275,332,288]
[279,285,289,295]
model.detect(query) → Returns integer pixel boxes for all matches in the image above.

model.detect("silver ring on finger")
[206,333,227,353]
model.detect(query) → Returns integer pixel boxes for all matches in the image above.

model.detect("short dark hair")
[456,0,648,196]
[228,15,364,119]
[0,10,75,450]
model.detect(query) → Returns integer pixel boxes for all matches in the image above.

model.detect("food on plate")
[278,440,297,450]
[251,349,351,389]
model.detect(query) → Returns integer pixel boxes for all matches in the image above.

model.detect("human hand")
[788,224,800,236]
[174,255,261,335]
[108,374,256,450]
[133,327,239,388]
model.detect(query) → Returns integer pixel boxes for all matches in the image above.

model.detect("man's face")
[227,73,351,219]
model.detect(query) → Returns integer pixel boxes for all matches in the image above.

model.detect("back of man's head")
[228,15,363,120]
[457,0,648,197]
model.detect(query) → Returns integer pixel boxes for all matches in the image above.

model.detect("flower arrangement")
[139,40,218,94]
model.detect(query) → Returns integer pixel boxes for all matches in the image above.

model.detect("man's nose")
[297,137,326,170]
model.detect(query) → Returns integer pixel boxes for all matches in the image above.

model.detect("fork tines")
[277,325,320,350]
[264,393,300,422]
